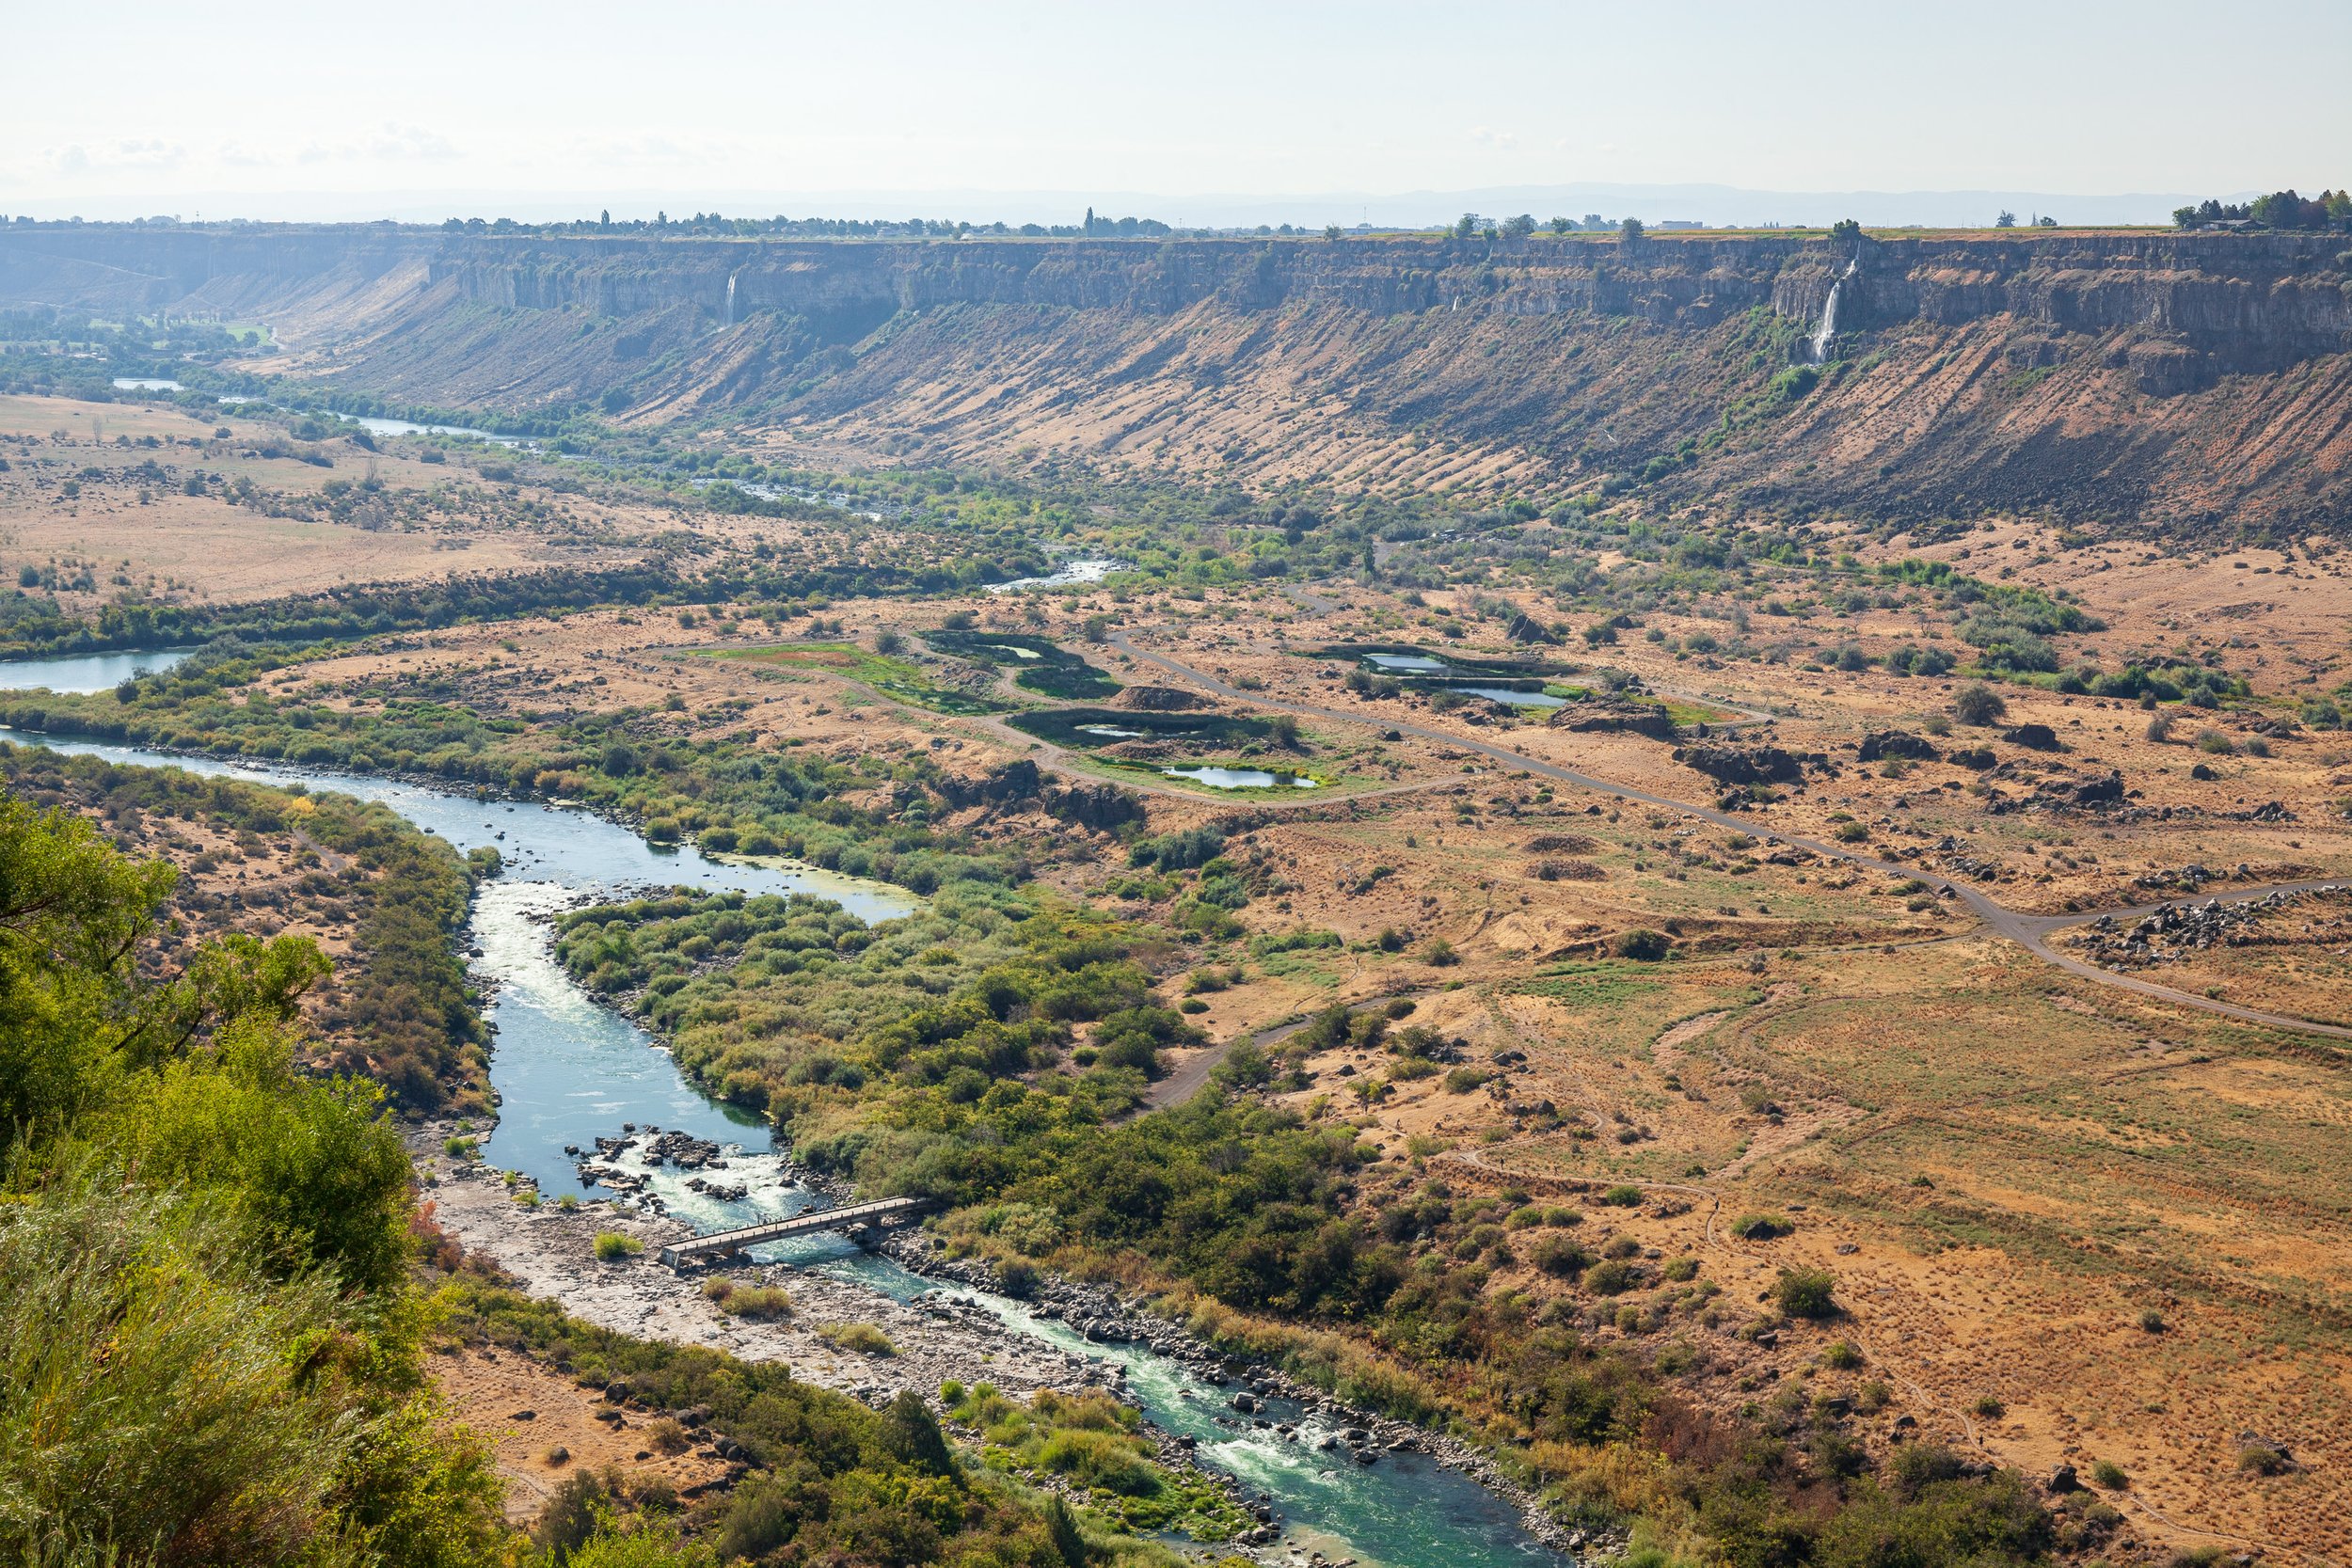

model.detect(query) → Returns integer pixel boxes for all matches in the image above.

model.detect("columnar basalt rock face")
[6,225,2348,527]
[405,231,2352,369]
[8,226,2344,355]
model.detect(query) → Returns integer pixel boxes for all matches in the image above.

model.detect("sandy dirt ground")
[431,1344,731,1524]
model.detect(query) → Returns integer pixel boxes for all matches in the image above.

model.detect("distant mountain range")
[41,181,2242,230]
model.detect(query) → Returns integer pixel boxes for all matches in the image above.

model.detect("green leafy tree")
[1043,1495,1089,1566]
[882,1389,959,1479]
[1952,682,2008,726]
[110,1014,415,1289]
[0,797,330,1141]
[0,797,177,1134]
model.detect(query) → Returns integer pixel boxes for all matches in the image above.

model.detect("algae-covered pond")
[922,629,1120,700]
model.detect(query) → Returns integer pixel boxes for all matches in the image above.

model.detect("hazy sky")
[8,0,2346,220]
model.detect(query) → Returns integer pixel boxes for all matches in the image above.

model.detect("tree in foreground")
[0,794,507,1566]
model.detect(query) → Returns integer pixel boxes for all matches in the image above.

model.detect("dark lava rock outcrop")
[1674,743,1807,785]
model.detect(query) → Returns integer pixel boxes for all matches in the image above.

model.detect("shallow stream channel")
[4,726,1567,1568]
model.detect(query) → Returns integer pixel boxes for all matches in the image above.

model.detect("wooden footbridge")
[657,1196,931,1268]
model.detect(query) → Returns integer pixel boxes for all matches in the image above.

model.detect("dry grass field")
[256,563,2352,1553]
[0,396,656,609]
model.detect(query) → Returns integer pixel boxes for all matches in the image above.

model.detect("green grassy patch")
[1660,698,1734,725]
[944,1382,1248,1542]
[705,642,1012,714]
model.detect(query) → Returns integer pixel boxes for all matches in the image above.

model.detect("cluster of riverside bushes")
[937,1381,1246,1541]
[0,740,493,1114]
[0,554,936,659]
[551,882,1189,1137]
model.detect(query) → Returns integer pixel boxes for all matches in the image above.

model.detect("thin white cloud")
[582,135,714,166]
[363,122,458,161]
[48,138,185,175]
[295,122,460,166]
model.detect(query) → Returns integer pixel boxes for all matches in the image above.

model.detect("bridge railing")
[655,1196,931,1267]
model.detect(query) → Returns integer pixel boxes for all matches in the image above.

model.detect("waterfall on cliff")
[724,273,737,329]
[1809,257,1857,363]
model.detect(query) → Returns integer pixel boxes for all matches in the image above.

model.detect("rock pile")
[1984,768,2130,814]
[1042,782,1141,831]
[644,1129,727,1168]
[2131,863,2237,893]
[2069,887,2344,970]
[1521,832,1601,854]
[2001,722,2064,752]
[1116,684,1207,711]
[565,1126,741,1209]
[1525,859,1606,881]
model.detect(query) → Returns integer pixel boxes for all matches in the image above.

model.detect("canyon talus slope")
[7,225,2348,530]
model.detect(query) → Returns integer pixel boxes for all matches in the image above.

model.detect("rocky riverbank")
[416,1132,1108,1404]
[411,1126,1590,1561]
[888,1233,1596,1559]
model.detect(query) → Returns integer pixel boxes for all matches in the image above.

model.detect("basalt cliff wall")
[6,226,2349,530]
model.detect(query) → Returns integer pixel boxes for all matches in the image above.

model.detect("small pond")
[112,376,184,391]
[342,413,529,446]
[1161,765,1319,790]
[1449,685,1569,709]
